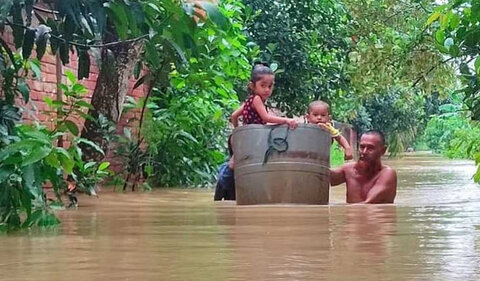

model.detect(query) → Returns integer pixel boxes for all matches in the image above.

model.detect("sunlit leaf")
[475,56,480,75]
[22,145,52,166]
[77,138,104,155]
[44,152,61,168]
[427,12,441,25]
[28,59,42,79]
[98,162,110,171]
[65,70,77,84]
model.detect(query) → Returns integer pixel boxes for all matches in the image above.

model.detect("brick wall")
[2,28,146,171]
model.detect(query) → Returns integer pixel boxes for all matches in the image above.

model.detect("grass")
[330,142,345,168]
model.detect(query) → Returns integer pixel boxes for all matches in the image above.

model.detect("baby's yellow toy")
[323,122,340,137]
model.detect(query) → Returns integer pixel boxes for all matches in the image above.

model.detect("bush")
[242,0,352,117]
[143,94,227,187]
[141,0,252,187]
[423,103,468,153]
[353,88,426,155]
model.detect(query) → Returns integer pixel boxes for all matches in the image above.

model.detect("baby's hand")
[286,118,298,129]
[344,149,353,161]
[317,123,330,131]
[317,122,340,137]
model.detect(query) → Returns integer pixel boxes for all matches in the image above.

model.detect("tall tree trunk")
[80,41,143,161]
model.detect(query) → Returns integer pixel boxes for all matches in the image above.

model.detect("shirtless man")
[330,130,397,204]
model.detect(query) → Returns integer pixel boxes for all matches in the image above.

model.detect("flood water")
[1,153,480,280]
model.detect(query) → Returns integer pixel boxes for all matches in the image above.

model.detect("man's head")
[358,130,387,163]
[306,100,331,124]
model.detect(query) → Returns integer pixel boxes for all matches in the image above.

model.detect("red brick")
[89,73,98,81]
[70,51,79,60]
[90,64,99,74]
[84,80,97,91]
[30,90,44,101]
[43,83,57,93]
[44,63,57,74]
[42,54,56,64]
[34,102,49,112]
[29,80,44,92]
[41,73,57,83]
[70,60,78,69]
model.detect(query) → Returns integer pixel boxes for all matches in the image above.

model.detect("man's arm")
[330,165,346,186]
[364,168,397,203]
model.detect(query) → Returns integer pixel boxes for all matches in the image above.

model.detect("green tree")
[142,0,254,187]
[344,0,457,153]
[345,0,456,96]
[427,0,480,182]
[427,0,480,120]
[242,0,353,118]
[0,45,108,230]
[0,0,228,160]
[353,88,426,155]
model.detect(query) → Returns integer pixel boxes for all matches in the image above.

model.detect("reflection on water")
[1,153,480,281]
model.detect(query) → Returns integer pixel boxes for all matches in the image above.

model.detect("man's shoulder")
[378,165,397,187]
[339,162,356,171]
[380,165,396,175]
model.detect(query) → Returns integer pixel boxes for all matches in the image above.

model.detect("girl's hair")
[250,61,274,83]
[248,62,274,95]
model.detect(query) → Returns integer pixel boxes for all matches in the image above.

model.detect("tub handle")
[263,126,290,165]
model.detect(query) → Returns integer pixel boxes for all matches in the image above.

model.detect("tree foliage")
[343,0,458,153]
[142,0,253,187]
[346,0,456,96]
[428,0,480,121]
[353,88,427,154]
[0,45,109,230]
[0,0,226,78]
[242,0,353,117]
[427,0,480,182]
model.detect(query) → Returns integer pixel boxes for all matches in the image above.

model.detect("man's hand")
[364,168,397,204]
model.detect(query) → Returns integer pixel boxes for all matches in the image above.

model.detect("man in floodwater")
[330,130,397,204]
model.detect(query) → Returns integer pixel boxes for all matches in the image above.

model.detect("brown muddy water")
[1,153,480,281]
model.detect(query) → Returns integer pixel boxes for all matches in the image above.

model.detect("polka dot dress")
[242,95,266,125]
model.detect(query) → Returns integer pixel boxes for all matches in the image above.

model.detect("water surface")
[1,153,479,281]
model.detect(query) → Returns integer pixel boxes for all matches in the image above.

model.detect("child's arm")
[231,104,244,128]
[228,155,234,169]
[252,96,297,128]
[334,135,353,160]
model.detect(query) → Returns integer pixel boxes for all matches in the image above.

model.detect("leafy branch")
[412,57,456,87]
[4,19,149,49]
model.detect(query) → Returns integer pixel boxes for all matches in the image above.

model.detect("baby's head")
[306,100,331,124]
